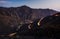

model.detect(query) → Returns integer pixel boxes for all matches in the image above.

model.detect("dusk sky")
[0,0,60,11]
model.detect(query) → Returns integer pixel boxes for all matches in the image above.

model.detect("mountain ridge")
[0,5,59,35]
[0,5,58,23]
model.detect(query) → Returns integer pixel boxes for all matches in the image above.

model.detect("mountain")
[0,5,58,23]
[40,16,60,29]
[0,5,58,35]
[39,16,60,38]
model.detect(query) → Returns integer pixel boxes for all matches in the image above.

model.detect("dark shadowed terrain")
[0,6,60,39]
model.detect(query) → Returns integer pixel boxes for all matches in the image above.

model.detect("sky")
[0,0,60,11]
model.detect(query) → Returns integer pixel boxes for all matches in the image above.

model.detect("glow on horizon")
[0,0,60,11]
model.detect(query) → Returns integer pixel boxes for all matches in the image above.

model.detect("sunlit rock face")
[53,12,60,16]
[37,17,44,26]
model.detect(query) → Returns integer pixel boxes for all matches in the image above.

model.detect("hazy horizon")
[0,0,60,11]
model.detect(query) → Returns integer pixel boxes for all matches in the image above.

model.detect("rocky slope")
[0,5,58,35]
[0,5,58,23]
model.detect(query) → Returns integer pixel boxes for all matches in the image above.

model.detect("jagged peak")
[19,5,30,9]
